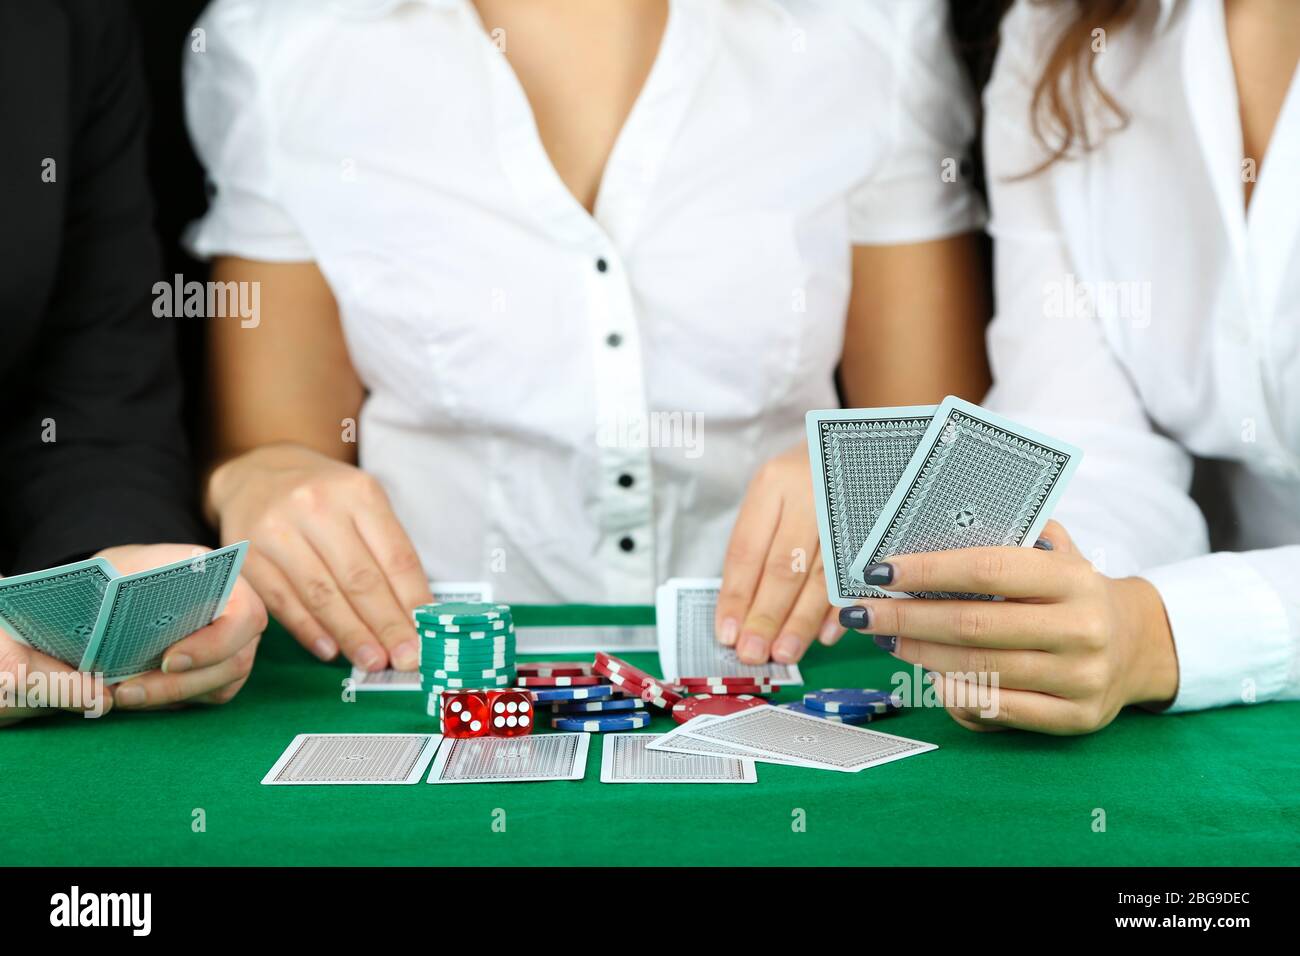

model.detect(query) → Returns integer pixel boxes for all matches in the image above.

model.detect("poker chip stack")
[415,602,516,718]
[586,651,686,728]
[675,675,779,697]
[779,688,903,725]
[516,659,653,733]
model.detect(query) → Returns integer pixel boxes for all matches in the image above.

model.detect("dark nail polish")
[862,563,894,586]
[873,635,897,652]
[1033,537,1054,551]
[838,606,871,630]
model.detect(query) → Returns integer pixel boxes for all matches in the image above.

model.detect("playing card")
[805,406,936,604]
[0,558,118,666]
[427,732,590,783]
[679,705,936,772]
[600,733,756,783]
[349,667,421,691]
[647,715,809,767]
[80,541,248,683]
[658,579,802,685]
[262,733,441,785]
[849,396,1083,598]
[430,581,493,603]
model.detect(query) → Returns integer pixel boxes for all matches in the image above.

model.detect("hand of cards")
[806,395,1082,604]
[0,542,248,683]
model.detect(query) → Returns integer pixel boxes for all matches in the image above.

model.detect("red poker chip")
[637,680,685,709]
[678,675,774,686]
[599,669,684,709]
[593,653,662,688]
[672,694,768,725]
[516,661,593,678]
[689,683,775,696]
[515,675,607,687]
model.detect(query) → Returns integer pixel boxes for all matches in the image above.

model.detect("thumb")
[0,639,113,721]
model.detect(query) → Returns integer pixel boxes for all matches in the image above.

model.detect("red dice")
[486,690,534,737]
[440,690,490,738]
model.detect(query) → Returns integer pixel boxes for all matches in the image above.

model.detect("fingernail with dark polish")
[862,563,894,586]
[1033,537,1054,551]
[873,635,897,652]
[838,606,871,630]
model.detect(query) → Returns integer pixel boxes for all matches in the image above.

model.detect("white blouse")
[985,0,1300,711]
[184,0,982,603]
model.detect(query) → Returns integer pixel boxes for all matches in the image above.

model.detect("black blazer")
[0,0,203,573]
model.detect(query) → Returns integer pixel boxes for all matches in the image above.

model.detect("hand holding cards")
[807,396,1082,603]
[0,542,248,683]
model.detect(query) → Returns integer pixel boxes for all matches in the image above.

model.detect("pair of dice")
[440,688,534,738]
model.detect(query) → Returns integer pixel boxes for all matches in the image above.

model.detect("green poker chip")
[421,673,515,691]
[419,645,514,665]
[413,602,511,625]
[423,671,509,686]
[416,621,513,637]
[419,630,514,647]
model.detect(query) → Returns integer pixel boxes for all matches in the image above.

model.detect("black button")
[606,332,622,348]
[596,258,608,273]
[618,536,635,552]
[617,473,634,488]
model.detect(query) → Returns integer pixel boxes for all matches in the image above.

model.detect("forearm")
[205,257,363,483]
[840,234,990,407]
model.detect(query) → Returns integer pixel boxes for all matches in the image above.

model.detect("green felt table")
[2,606,1297,867]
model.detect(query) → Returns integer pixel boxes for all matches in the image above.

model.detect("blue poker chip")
[549,697,647,714]
[549,711,651,732]
[802,688,902,716]
[527,684,617,702]
[778,702,875,724]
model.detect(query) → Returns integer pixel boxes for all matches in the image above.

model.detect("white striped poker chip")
[516,661,593,678]
[549,697,646,714]
[442,674,512,689]
[419,620,512,635]
[431,657,509,671]
[802,688,901,715]
[550,711,650,732]
[431,666,510,680]
[514,675,606,687]
[778,702,876,724]
[415,602,510,624]
[527,684,618,702]
[422,634,512,651]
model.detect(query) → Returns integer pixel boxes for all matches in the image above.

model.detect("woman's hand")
[207,444,433,672]
[94,544,268,710]
[716,445,840,665]
[0,637,111,727]
[838,521,1180,735]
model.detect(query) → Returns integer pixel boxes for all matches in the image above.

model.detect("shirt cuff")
[1141,552,1292,712]
[848,185,986,246]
